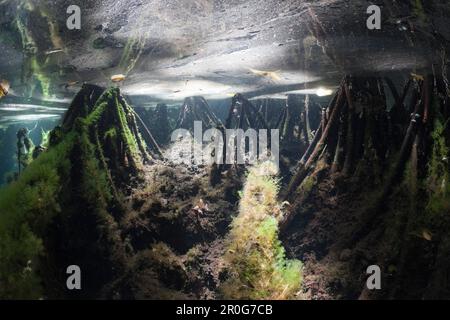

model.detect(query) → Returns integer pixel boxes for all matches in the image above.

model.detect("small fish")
[111,74,126,82]
[411,73,424,81]
[248,68,282,82]
[0,79,10,99]
[61,81,80,89]
[422,229,432,241]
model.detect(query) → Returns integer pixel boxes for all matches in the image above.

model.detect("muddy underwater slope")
[1,76,450,300]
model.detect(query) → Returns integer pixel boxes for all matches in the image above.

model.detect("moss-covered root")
[221,161,302,300]
[61,84,104,131]
[85,87,152,179]
[0,87,144,299]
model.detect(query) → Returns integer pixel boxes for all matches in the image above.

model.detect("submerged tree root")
[0,85,162,299]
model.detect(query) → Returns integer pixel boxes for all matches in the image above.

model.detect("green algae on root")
[0,85,158,299]
[221,161,302,300]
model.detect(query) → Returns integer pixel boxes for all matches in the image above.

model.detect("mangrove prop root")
[342,82,356,175]
[177,96,224,132]
[349,77,428,244]
[283,79,346,201]
[131,108,164,159]
[226,94,269,131]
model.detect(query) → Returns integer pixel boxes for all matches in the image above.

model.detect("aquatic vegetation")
[299,174,315,194]
[14,9,52,98]
[0,122,123,298]
[0,133,73,299]
[411,0,428,25]
[426,97,450,216]
[221,161,302,300]
[40,129,51,149]
[81,86,154,181]
[61,84,104,131]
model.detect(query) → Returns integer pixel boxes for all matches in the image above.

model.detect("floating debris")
[45,48,64,55]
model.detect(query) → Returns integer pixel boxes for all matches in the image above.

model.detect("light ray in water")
[0,104,66,112]
[0,114,61,122]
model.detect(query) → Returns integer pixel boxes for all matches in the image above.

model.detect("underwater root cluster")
[0,85,160,299]
[280,74,450,299]
[2,71,450,300]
